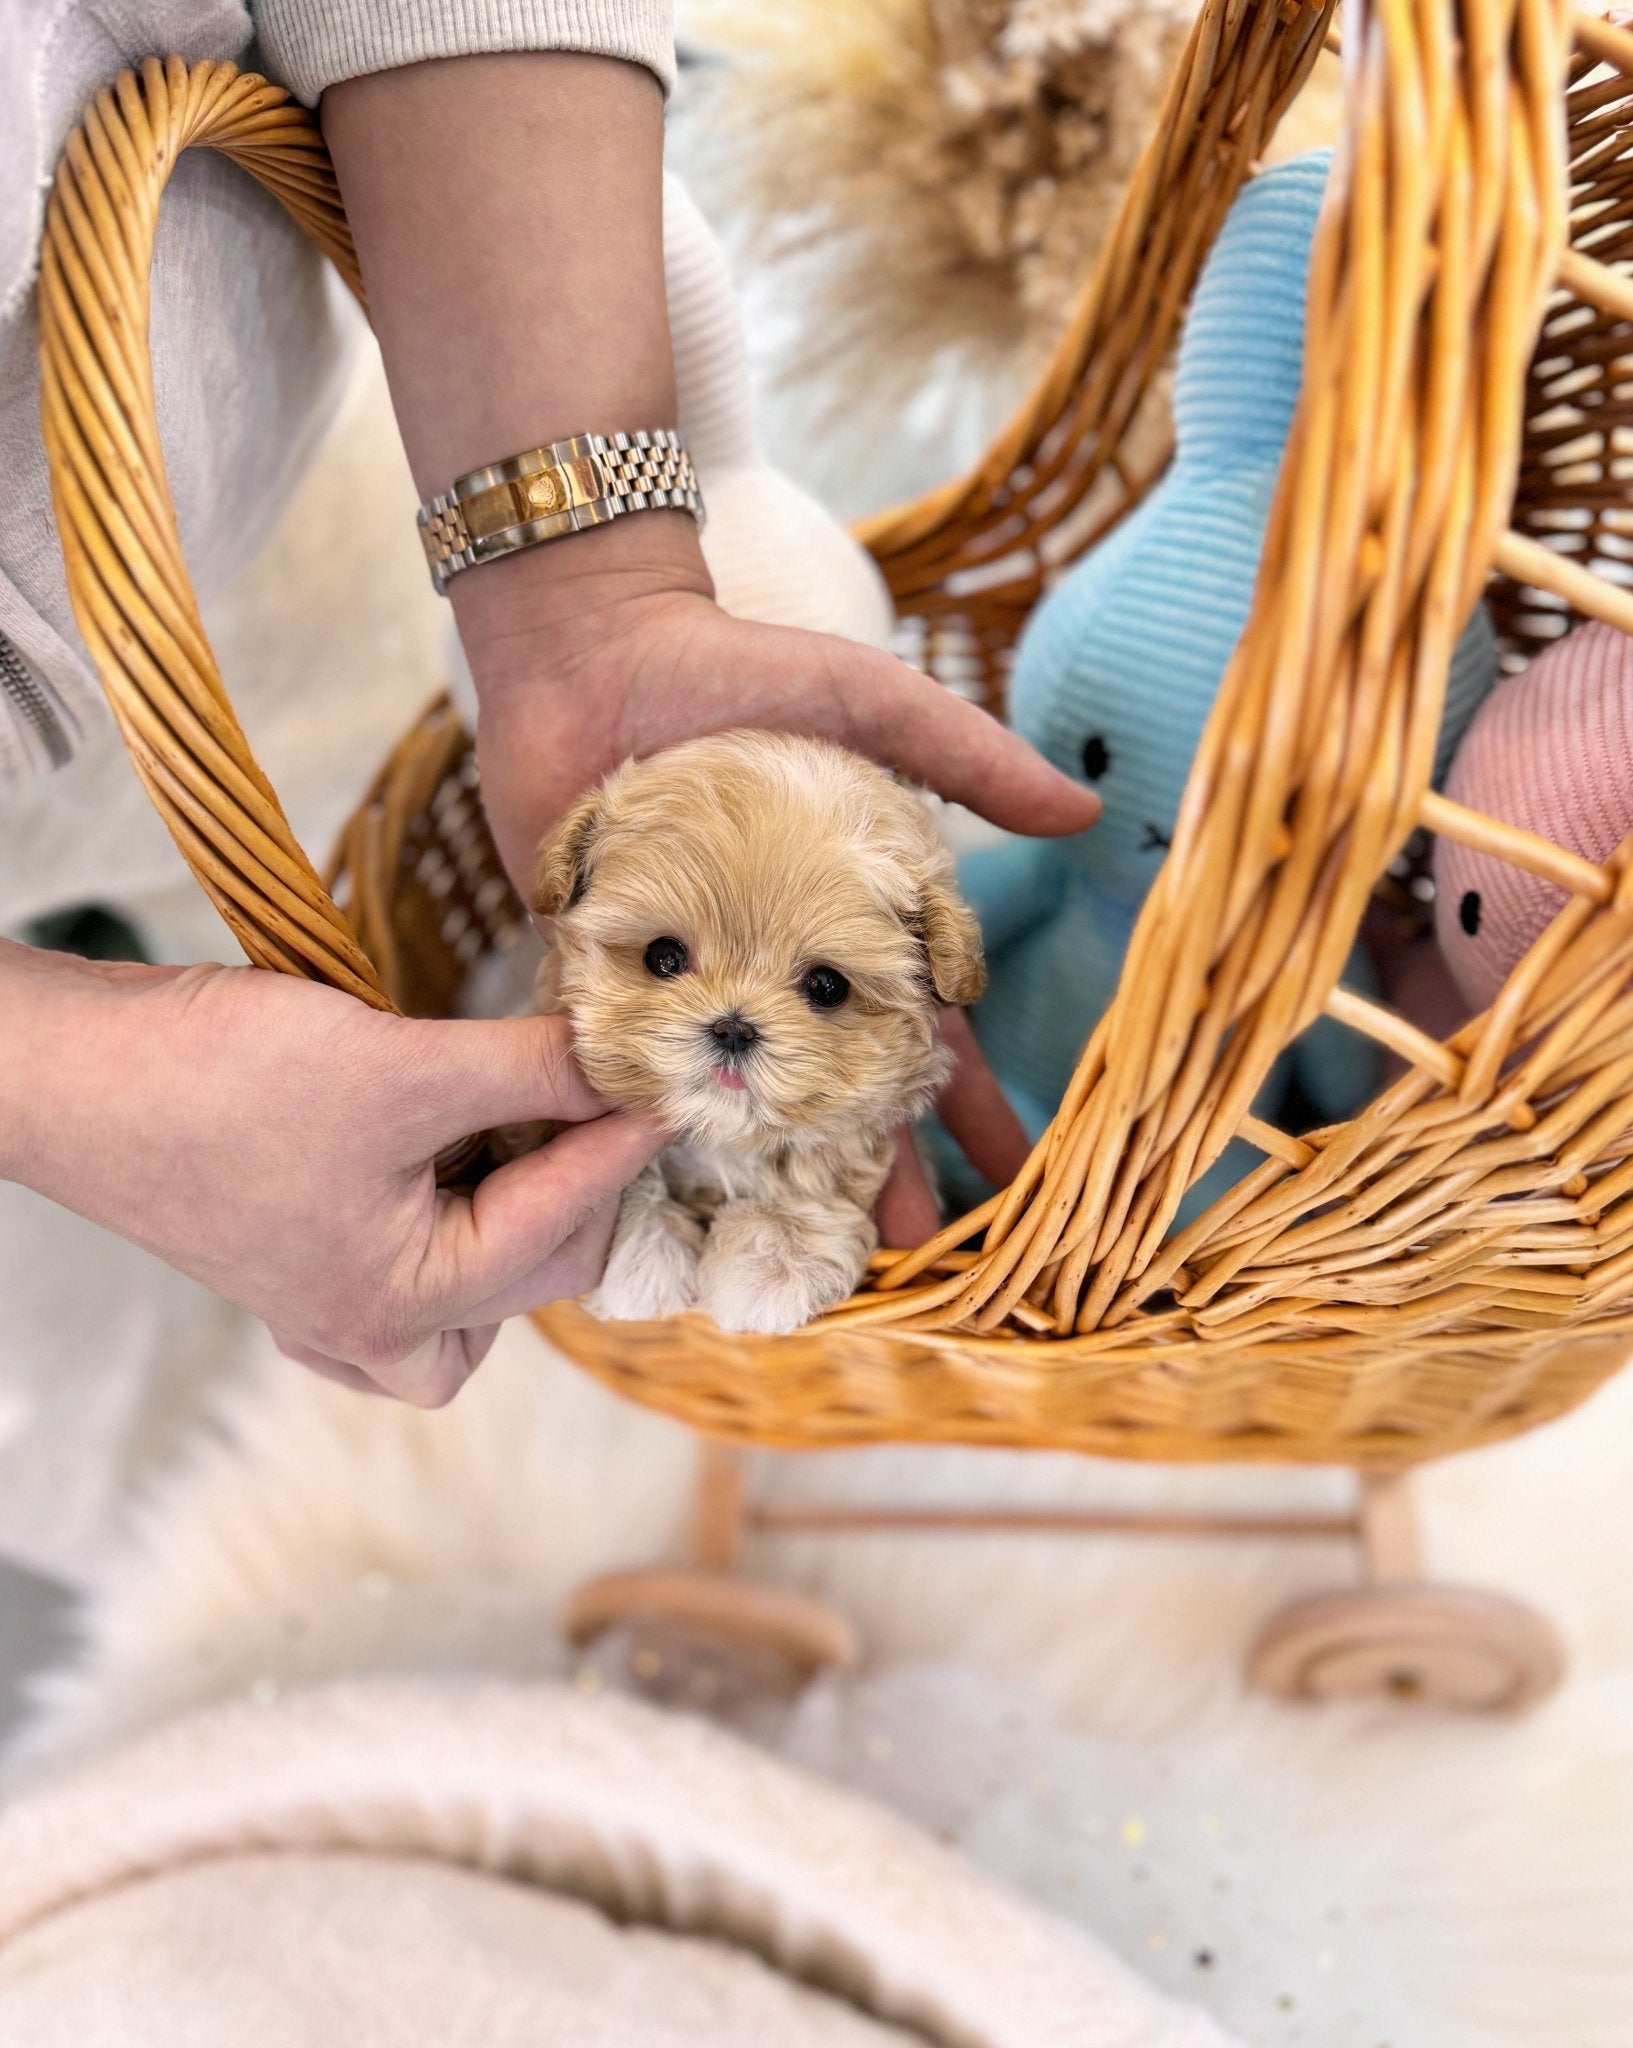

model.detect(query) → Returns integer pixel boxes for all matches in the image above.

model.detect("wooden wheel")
[1247,1585,1565,1714]
[564,1568,860,1711]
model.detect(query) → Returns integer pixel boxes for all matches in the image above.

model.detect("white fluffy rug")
[0,1679,1238,2048]
[12,1319,1633,2047]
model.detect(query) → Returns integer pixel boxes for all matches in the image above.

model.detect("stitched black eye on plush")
[1459,890,1482,938]
[1081,734,1112,781]
[802,965,850,1010]
[644,937,689,978]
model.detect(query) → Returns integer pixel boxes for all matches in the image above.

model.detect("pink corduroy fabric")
[1433,619,1633,1011]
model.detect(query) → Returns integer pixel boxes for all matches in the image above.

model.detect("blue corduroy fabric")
[946,152,1499,1217]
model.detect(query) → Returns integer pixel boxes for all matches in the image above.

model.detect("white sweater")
[0,0,673,785]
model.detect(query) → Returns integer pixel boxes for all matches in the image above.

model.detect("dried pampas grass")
[675,0,1196,406]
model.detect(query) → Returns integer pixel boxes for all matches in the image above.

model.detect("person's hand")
[1,943,664,1404]
[322,58,1100,895]
[460,528,1100,897]
[875,1006,1032,1248]
[324,58,1087,1258]
[456,526,1073,1248]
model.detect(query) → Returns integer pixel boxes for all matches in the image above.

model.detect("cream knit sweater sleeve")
[254,0,675,104]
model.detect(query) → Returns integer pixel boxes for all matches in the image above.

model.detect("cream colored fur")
[532,731,983,1334]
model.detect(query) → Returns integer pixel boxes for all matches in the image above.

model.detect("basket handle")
[38,57,392,1009]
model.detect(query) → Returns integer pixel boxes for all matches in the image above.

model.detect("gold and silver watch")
[417,428,703,595]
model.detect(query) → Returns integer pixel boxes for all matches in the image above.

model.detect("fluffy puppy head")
[533,732,984,1151]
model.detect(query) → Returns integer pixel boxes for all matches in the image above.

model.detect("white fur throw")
[0,1679,1238,2048]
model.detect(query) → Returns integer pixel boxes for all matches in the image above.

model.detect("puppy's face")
[533,732,984,1151]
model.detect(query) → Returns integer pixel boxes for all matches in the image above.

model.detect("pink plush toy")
[1434,618,1633,1010]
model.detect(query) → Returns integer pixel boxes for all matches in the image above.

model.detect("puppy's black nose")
[709,1012,758,1057]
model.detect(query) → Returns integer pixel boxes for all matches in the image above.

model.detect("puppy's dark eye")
[1082,734,1112,781]
[802,965,850,1010]
[644,937,688,978]
[1459,890,1482,938]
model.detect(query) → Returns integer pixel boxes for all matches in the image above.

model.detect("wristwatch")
[417,428,703,595]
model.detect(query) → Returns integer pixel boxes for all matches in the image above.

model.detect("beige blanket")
[0,1678,1238,2048]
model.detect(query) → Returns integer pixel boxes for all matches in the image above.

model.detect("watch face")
[522,466,568,517]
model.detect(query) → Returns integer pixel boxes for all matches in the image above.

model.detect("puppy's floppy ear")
[916,875,986,1007]
[531,788,604,918]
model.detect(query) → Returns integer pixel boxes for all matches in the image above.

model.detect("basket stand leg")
[1357,1468,1421,1581]
[561,1439,860,1705]
[692,1439,748,1571]
[1247,1468,1566,1713]
[564,1445,1562,1715]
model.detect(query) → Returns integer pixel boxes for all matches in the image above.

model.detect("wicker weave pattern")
[37,9,1633,1463]
[321,696,525,1022]
[854,0,1336,713]
[532,1301,1633,1460]
[1494,31,1633,662]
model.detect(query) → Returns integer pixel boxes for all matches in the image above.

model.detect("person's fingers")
[422,1110,667,1321]
[458,1190,623,1325]
[361,1327,499,1408]
[841,659,1100,836]
[400,1012,609,1149]
[723,622,1100,837]
[270,1333,389,1394]
[375,1201,622,1396]
[936,1009,1032,1188]
[875,1127,943,1249]
[270,1326,495,1405]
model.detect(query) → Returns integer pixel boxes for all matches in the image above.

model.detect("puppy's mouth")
[703,1012,762,1098]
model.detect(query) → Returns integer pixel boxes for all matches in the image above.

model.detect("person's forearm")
[322,52,706,677]
[0,939,59,1186]
[320,45,1100,902]
[0,940,163,1196]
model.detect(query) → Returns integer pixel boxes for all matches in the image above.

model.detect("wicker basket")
[38,2,1633,1470]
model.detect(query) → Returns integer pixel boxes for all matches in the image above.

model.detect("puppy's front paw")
[583,1180,703,1322]
[696,1202,870,1336]
[696,1261,821,1337]
[585,1240,700,1323]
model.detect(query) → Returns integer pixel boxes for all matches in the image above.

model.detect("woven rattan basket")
[38,1,1633,1477]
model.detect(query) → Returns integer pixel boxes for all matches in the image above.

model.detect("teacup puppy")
[532,730,985,1335]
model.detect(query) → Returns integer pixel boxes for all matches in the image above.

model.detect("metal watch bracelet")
[417,429,703,595]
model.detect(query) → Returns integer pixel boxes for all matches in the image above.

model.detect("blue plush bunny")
[952,152,1497,1214]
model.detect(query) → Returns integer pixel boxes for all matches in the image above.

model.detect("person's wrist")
[0,940,51,1184]
[0,941,169,1190]
[455,509,715,708]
